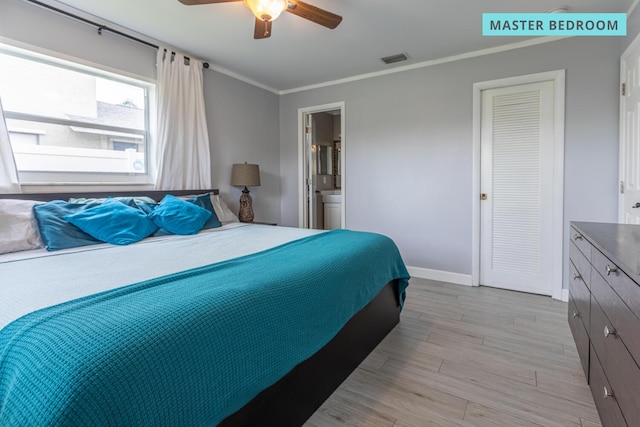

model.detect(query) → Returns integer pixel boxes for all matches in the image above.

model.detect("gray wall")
[280,36,621,287]
[623,6,640,51]
[0,0,281,223]
[204,71,280,223]
[0,0,156,79]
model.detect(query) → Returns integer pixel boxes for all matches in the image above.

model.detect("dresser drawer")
[591,267,640,367]
[592,248,640,321]
[589,345,628,427]
[570,241,592,289]
[569,261,590,330]
[590,298,640,427]
[571,227,592,261]
[568,295,590,380]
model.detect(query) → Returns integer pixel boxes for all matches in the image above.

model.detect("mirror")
[316,145,333,175]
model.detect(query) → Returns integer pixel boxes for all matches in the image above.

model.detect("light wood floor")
[305,278,602,427]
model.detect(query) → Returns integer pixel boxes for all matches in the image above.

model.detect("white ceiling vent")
[381,53,410,65]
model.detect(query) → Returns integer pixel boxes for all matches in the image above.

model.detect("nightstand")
[251,221,277,226]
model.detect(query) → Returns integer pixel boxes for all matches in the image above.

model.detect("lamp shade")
[231,163,261,187]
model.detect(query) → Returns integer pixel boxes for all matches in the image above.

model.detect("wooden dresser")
[569,222,640,427]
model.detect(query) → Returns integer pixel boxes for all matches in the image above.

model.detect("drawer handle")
[603,386,614,399]
[573,273,581,281]
[572,310,580,318]
[574,234,583,241]
[605,265,618,276]
[604,325,617,338]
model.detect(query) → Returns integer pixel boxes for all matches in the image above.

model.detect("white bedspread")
[0,224,323,330]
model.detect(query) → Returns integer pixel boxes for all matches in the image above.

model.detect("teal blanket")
[0,229,409,426]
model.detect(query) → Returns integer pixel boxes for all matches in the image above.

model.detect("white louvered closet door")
[480,81,555,295]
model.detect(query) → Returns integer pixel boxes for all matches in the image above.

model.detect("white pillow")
[0,199,44,255]
[210,194,238,224]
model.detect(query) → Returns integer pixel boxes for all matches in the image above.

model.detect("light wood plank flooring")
[305,278,601,427]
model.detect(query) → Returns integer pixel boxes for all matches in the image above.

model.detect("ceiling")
[42,0,634,92]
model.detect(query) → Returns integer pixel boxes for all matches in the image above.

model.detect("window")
[0,45,154,183]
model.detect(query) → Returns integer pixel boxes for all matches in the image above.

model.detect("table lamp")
[231,162,261,222]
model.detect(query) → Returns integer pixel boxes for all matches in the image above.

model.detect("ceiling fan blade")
[286,0,342,29]
[177,0,242,5]
[254,18,273,39]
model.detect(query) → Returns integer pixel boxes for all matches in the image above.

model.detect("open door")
[298,103,345,230]
[619,34,640,223]
[303,112,317,229]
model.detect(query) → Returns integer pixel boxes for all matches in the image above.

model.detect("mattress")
[0,223,323,329]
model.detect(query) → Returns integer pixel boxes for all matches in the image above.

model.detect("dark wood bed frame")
[0,189,402,426]
[0,189,220,202]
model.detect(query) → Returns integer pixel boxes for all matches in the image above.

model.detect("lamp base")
[238,186,255,223]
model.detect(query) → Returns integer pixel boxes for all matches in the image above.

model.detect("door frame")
[297,101,346,229]
[471,70,566,300]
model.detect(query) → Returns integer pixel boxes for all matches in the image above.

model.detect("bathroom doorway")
[298,102,345,230]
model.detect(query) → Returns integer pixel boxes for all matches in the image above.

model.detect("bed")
[0,189,410,426]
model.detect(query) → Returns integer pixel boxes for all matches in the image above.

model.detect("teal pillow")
[33,201,103,251]
[63,198,158,245]
[150,194,212,235]
[145,194,221,237]
[187,194,222,229]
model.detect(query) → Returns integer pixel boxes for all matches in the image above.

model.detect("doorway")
[298,102,345,230]
[472,71,565,300]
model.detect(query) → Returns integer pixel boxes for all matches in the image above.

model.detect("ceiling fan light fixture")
[244,0,288,21]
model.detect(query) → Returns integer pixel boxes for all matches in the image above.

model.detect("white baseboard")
[551,288,569,302]
[406,266,473,287]
[407,266,569,301]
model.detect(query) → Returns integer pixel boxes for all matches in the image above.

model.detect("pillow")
[187,194,222,229]
[134,202,157,215]
[33,201,104,251]
[149,194,212,235]
[63,198,158,245]
[145,194,221,236]
[69,197,157,218]
[68,196,156,205]
[0,199,44,255]
[177,192,238,224]
[211,194,238,223]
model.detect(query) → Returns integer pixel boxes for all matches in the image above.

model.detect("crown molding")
[279,36,569,95]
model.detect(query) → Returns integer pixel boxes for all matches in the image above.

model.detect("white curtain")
[0,97,21,193]
[155,48,212,190]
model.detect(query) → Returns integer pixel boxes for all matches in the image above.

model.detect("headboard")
[0,189,219,202]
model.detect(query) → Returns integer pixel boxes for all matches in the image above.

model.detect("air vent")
[381,53,410,65]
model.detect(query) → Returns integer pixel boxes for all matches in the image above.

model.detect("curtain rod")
[25,0,210,68]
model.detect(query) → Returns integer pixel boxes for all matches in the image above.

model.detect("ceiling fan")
[177,0,342,39]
